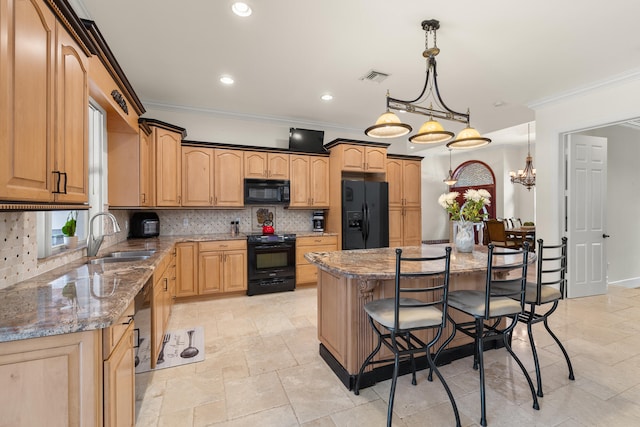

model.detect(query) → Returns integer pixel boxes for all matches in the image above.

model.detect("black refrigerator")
[342,180,389,250]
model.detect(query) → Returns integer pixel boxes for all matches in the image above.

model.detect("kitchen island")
[305,244,534,389]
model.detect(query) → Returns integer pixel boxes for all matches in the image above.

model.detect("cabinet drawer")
[103,300,135,359]
[297,235,338,247]
[199,240,246,252]
[296,245,338,265]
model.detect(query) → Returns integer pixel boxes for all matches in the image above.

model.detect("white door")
[566,134,608,298]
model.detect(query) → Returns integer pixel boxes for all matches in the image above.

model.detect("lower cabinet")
[0,330,102,426]
[199,240,247,294]
[296,235,338,285]
[151,250,176,369]
[103,301,135,427]
[389,206,422,247]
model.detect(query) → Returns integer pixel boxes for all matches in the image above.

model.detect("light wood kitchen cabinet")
[108,124,154,207]
[176,242,199,297]
[151,250,176,368]
[155,126,183,206]
[0,0,88,204]
[103,301,135,427]
[244,151,290,179]
[198,240,247,294]
[387,156,423,247]
[289,155,330,208]
[0,330,101,426]
[296,235,338,285]
[389,206,422,247]
[387,157,422,207]
[334,144,387,173]
[182,146,215,206]
[214,149,245,207]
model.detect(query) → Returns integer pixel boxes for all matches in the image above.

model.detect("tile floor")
[135,284,640,426]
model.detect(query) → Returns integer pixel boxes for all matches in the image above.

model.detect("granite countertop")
[304,244,536,280]
[0,231,337,344]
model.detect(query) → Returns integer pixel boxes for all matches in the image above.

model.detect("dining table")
[507,226,536,250]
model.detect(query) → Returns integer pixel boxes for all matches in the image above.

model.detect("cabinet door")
[403,160,422,207]
[199,252,223,294]
[386,159,403,207]
[244,152,267,178]
[310,157,329,207]
[268,153,290,179]
[289,155,310,207]
[139,128,153,206]
[341,145,365,171]
[403,207,423,246]
[103,323,135,427]
[0,0,55,202]
[182,147,214,206]
[223,250,247,292]
[176,242,198,297]
[214,149,244,207]
[365,147,387,172]
[388,206,404,248]
[151,275,166,368]
[155,127,182,206]
[54,24,88,203]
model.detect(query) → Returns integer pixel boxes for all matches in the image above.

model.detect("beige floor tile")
[133,286,640,426]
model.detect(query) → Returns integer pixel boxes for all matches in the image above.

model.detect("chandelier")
[365,19,491,149]
[509,123,536,190]
[443,149,458,185]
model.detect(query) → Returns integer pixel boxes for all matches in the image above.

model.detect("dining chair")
[485,219,521,248]
[496,237,574,397]
[354,247,460,427]
[431,243,539,427]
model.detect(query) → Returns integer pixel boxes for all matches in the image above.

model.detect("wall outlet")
[183,218,189,227]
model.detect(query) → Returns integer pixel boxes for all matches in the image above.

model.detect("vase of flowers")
[438,189,491,253]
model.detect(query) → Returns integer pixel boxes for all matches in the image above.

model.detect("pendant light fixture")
[365,19,491,149]
[443,149,458,186]
[509,123,536,190]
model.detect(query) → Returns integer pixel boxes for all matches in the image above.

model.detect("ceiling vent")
[359,70,389,83]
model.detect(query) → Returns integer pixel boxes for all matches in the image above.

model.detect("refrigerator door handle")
[364,203,370,242]
[361,203,367,242]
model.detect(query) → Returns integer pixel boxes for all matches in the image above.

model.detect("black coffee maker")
[312,211,325,232]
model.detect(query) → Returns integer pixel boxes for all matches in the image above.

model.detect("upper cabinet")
[244,152,289,180]
[289,155,329,208]
[330,143,387,173]
[182,146,215,207]
[386,157,422,208]
[214,149,244,207]
[155,125,183,206]
[0,0,89,204]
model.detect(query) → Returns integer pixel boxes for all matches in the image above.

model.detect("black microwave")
[244,179,290,205]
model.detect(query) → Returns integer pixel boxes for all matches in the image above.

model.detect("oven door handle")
[253,244,294,250]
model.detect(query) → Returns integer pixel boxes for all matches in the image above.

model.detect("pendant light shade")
[365,110,412,138]
[409,119,454,143]
[446,125,491,149]
[443,149,458,185]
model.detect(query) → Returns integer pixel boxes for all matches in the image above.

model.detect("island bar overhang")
[306,245,535,390]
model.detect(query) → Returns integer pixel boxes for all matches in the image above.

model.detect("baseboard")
[608,277,640,288]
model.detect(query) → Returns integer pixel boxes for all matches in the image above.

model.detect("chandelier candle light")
[438,189,491,252]
[510,123,536,190]
[365,19,491,149]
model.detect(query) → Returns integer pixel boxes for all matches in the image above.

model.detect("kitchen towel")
[135,326,205,374]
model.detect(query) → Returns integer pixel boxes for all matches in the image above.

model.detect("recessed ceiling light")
[220,75,234,85]
[321,94,333,101]
[232,2,252,17]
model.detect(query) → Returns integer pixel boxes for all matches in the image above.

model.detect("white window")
[37,101,107,258]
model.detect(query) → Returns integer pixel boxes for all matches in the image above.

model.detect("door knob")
[603,234,610,238]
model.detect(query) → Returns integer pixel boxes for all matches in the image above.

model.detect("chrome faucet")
[87,212,121,257]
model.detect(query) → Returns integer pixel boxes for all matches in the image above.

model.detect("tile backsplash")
[0,208,317,289]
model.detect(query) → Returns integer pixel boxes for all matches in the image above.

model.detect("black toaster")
[130,212,160,238]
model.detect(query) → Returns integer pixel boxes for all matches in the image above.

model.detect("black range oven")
[247,233,296,296]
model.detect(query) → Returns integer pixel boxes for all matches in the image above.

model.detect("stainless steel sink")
[108,250,156,258]
[87,255,150,264]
